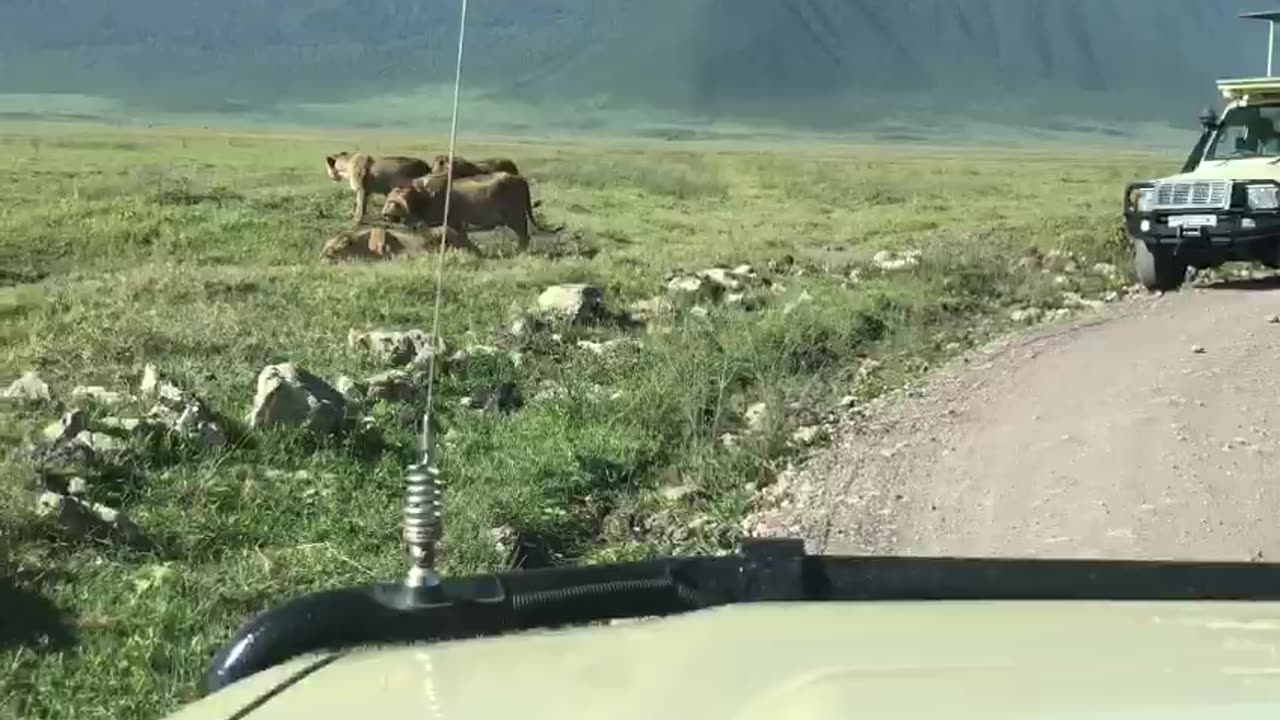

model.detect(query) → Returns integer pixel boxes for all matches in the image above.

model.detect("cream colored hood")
[166,601,1280,720]
[1168,156,1280,182]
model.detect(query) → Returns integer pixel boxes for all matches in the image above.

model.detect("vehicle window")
[1206,105,1280,159]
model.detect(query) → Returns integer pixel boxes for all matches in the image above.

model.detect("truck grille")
[1152,180,1232,211]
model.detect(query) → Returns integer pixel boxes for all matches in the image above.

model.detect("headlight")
[1135,187,1156,213]
[1247,184,1280,210]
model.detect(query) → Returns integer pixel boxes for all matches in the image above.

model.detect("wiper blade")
[205,539,1280,694]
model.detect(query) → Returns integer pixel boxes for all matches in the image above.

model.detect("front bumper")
[1125,209,1280,261]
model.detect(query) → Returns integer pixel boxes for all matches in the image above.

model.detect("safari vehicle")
[1125,10,1280,291]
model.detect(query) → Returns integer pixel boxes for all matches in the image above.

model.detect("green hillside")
[0,0,1270,132]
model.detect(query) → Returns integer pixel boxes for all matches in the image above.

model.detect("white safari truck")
[1126,10,1280,291]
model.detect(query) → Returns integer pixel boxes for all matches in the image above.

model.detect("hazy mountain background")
[0,0,1271,139]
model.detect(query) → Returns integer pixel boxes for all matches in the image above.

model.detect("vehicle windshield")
[1205,104,1280,160]
[5,3,1280,720]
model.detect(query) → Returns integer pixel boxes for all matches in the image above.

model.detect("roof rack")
[1243,10,1280,76]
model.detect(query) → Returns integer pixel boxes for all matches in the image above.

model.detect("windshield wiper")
[205,538,1280,694]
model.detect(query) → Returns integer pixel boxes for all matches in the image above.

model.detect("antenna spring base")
[403,463,443,590]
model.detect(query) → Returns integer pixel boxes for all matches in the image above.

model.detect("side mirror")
[1199,107,1219,131]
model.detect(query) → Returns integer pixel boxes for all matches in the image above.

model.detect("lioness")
[325,152,432,224]
[430,154,521,179]
[320,226,479,262]
[382,172,559,252]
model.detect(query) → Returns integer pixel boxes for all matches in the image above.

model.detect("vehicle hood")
[166,601,1280,720]
[1166,156,1280,182]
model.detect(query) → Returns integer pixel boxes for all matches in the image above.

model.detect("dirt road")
[772,279,1280,562]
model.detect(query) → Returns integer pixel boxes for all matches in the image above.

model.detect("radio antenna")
[403,0,469,597]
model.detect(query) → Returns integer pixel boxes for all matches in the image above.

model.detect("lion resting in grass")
[382,172,559,252]
[320,226,478,262]
[430,154,521,179]
[324,152,432,224]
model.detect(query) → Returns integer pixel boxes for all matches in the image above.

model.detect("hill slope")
[0,0,1268,130]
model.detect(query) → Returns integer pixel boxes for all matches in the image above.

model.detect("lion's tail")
[522,181,561,234]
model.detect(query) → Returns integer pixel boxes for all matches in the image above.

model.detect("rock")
[76,430,127,459]
[1060,292,1104,310]
[783,290,814,316]
[660,483,697,503]
[576,339,632,356]
[537,284,605,324]
[667,275,707,296]
[719,432,740,449]
[365,370,418,403]
[4,371,51,401]
[448,345,503,372]
[1192,345,1207,355]
[1009,308,1043,324]
[628,296,676,331]
[98,417,152,437]
[67,477,90,497]
[469,382,524,415]
[348,329,442,367]
[689,306,710,319]
[697,267,743,293]
[507,314,547,344]
[1046,308,1072,322]
[335,375,368,406]
[1102,291,1121,303]
[745,402,770,433]
[43,410,88,444]
[1092,262,1121,279]
[246,363,348,435]
[490,525,518,557]
[790,425,827,447]
[872,249,922,272]
[71,386,127,406]
[140,364,186,405]
[838,395,858,410]
[730,264,758,279]
[1268,315,1280,325]
[36,491,145,545]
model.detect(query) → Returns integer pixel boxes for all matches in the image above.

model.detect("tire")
[1132,237,1188,291]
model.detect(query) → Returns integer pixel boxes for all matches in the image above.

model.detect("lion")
[320,226,479,262]
[325,152,432,224]
[382,172,559,252]
[430,154,521,179]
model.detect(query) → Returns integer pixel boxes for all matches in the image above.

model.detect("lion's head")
[382,186,416,224]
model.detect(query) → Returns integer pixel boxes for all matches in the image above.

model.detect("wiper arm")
[205,539,1280,694]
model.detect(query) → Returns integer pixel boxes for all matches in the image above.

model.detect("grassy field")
[0,122,1174,719]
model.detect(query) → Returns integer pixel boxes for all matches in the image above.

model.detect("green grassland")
[1,123,1174,719]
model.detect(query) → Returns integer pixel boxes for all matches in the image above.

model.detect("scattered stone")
[4,371,51,401]
[838,395,858,410]
[660,483,698,503]
[1091,262,1121,279]
[697,267,743,293]
[790,425,827,447]
[537,284,605,324]
[335,375,368,407]
[667,275,707,296]
[1046,308,1072,322]
[448,345,504,372]
[348,329,442,367]
[1060,292,1104,310]
[1268,314,1280,325]
[469,382,524,415]
[719,432,740,449]
[730,264,757,279]
[1102,291,1121,303]
[628,296,676,330]
[689,306,710,319]
[246,363,348,435]
[745,402,770,433]
[871,249,922,272]
[43,411,88,444]
[365,370,418,403]
[140,364,186,405]
[783,290,814,316]
[67,477,90,497]
[71,386,127,406]
[1009,308,1043,324]
[1191,345,1207,355]
[36,492,145,545]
